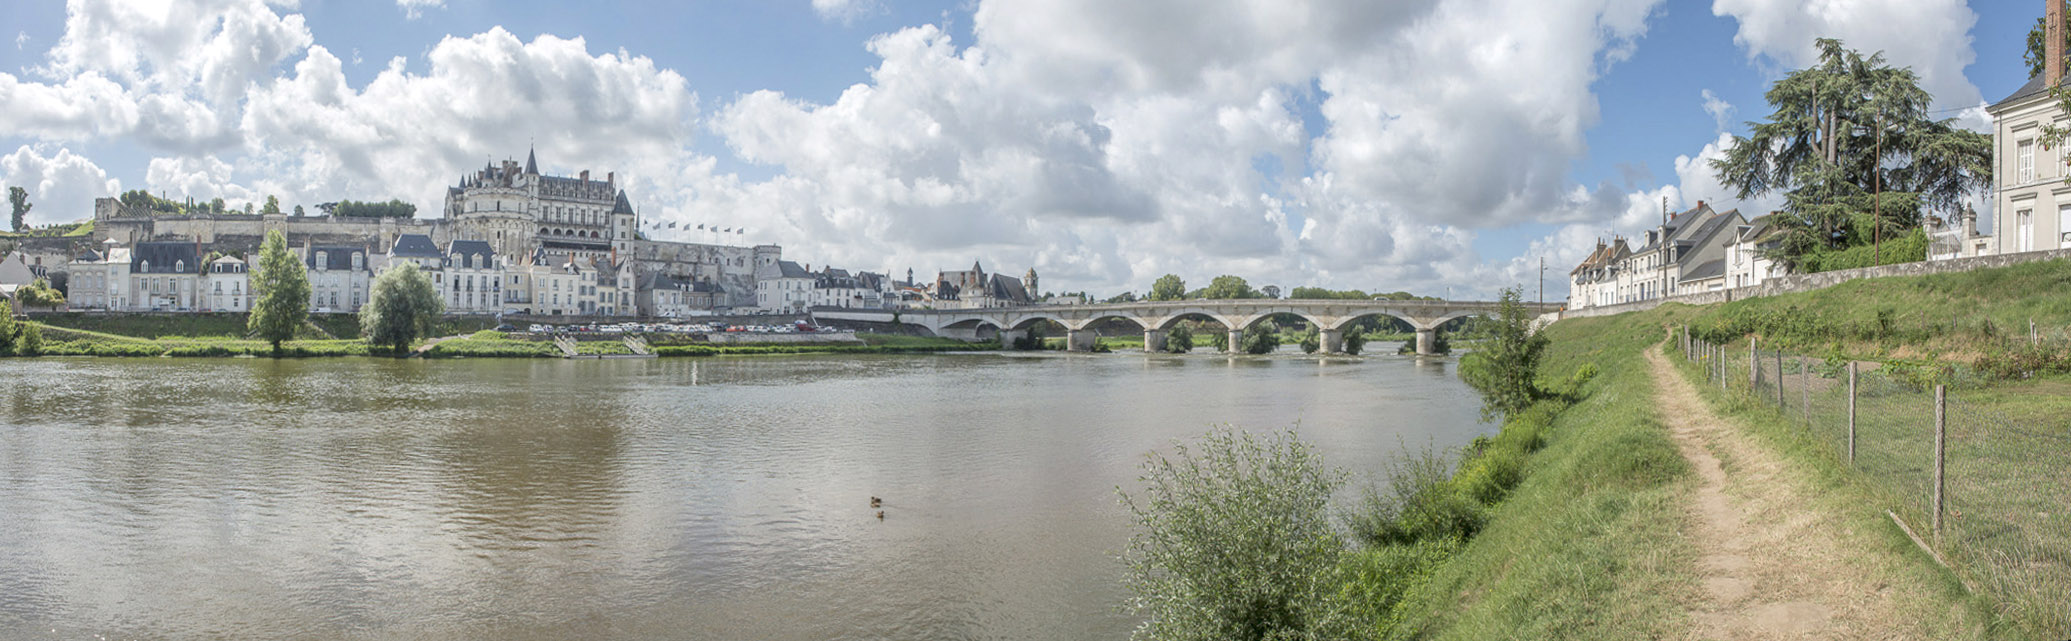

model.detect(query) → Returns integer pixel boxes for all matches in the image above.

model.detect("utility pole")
[1538,256,1545,305]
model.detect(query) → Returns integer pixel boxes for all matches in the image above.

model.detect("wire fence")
[1675,328,2071,638]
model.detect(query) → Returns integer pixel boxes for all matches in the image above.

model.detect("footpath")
[1644,345,1986,640]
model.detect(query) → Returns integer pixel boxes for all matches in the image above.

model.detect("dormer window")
[174,260,185,273]
[141,260,150,273]
[352,253,363,270]
[315,251,328,270]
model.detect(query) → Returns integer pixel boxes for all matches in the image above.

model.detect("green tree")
[209,197,226,214]
[1206,326,1229,351]
[1712,39,1990,269]
[15,279,64,309]
[1241,323,1279,355]
[0,300,15,355]
[1119,428,1356,641]
[361,261,444,355]
[1105,291,1140,303]
[1149,274,1186,301]
[261,194,281,215]
[1164,323,1193,353]
[1297,326,1320,353]
[248,229,311,354]
[1456,287,1548,421]
[2026,11,2071,79]
[1342,330,1366,355]
[15,321,41,357]
[1201,275,1260,300]
[292,204,305,217]
[8,186,30,232]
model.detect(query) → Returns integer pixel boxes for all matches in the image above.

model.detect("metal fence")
[1675,328,2070,638]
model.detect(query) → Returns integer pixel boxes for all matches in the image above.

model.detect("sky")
[0,0,2044,301]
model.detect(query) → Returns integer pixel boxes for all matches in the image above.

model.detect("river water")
[0,351,1488,640]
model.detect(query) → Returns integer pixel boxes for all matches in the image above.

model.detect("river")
[0,350,1489,640]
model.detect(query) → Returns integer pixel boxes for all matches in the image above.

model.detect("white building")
[307,244,373,313]
[201,255,251,312]
[1978,16,2071,259]
[757,260,814,313]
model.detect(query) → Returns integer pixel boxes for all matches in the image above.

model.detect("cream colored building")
[201,255,251,312]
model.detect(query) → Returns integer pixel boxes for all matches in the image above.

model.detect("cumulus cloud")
[0,145,121,225]
[810,0,880,24]
[397,0,444,20]
[1702,89,1734,132]
[2,0,1734,297]
[1712,0,1980,109]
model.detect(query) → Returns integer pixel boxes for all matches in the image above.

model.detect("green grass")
[1369,310,1695,640]
[422,336,559,358]
[855,333,975,348]
[1680,257,2071,362]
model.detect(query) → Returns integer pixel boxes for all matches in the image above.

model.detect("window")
[2019,210,2034,253]
[2020,139,2037,183]
[315,252,327,270]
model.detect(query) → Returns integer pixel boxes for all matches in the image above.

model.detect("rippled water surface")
[0,351,1488,640]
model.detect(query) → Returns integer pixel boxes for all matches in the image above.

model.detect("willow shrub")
[1119,428,1360,641]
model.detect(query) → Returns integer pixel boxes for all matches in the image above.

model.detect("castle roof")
[612,190,634,215]
[525,147,539,174]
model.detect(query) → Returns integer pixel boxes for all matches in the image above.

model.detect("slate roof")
[611,190,635,215]
[73,249,103,262]
[208,256,248,273]
[989,273,1031,303]
[1991,73,2069,111]
[389,234,443,258]
[131,242,201,274]
[524,147,539,174]
[775,260,811,279]
[307,246,367,271]
[1679,258,1727,283]
[448,239,495,267]
[1673,208,1744,268]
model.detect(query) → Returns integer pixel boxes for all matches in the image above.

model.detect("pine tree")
[248,229,311,354]
[8,186,30,233]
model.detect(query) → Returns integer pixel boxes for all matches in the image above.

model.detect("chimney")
[2052,0,2065,87]
[1696,200,1705,210]
[1962,205,1979,238]
[607,171,614,186]
[580,170,590,183]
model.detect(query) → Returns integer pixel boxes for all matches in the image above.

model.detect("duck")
[876,510,885,520]
[869,496,882,508]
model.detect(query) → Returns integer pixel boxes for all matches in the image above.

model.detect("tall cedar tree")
[248,229,311,353]
[1710,38,1990,269]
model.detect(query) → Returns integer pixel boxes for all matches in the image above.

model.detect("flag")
[697,223,705,230]
[667,221,677,228]
[736,228,744,234]
[722,227,732,233]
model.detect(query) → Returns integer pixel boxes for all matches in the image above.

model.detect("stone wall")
[1559,248,2071,320]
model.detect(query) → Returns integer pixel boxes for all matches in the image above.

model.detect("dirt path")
[1645,345,1927,640]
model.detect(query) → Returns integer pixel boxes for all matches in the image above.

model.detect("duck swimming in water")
[869,496,882,508]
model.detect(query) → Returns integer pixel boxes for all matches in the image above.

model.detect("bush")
[1344,445,1485,547]
[1120,428,1356,640]
[1335,538,1462,633]
[1164,323,1194,353]
[1455,447,1526,505]
[1343,331,1366,355]
[1298,327,1320,353]
[1241,324,1279,354]
[470,329,508,340]
[15,322,42,357]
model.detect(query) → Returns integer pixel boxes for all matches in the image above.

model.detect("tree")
[1201,275,1260,300]
[1164,323,1193,353]
[1241,323,1279,354]
[333,199,417,219]
[1258,285,1281,299]
[1456,287,1549,421]
[1105,291,1140,304]
[2026,11,2071,79]
[1342,330,1366,355]
[248,229,311,354]
[15,279,64,310]
[0,300,15,355]
[361,261,444,355]
[8,186,30,232]
[209,197,226,214]
[292,204,304,217]
[1149,274,1187,301]
[1119,428,1356,641]
[261,195,281,215]
[1711,38,1990,268]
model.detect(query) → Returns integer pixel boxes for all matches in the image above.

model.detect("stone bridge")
[815,299,1561,355]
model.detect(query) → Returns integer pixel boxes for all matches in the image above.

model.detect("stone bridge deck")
[817,299,1560,355]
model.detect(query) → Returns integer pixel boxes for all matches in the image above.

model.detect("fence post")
[1775,351,1785,407]
[1846,361,1856,465]
[1932,384,1946,540]
[1801,357,1811,426]
[1749,337,1758,390]
[1719,344,1727,391]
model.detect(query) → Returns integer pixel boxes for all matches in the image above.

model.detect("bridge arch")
[1226,310,1330,333]
[1324,312,1417,333]
[1144,307,1239,331]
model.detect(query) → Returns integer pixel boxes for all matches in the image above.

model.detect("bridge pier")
[1226,329,1245,354]
[1416,328,1437,356]
[1143,329,1167,353]
[1319,328,1342,354]
[1066,329,1098,352]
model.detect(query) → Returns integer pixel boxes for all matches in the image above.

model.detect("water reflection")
[0,352,1488,639]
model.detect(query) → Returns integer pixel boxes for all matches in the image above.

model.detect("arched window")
[174,260,185,273]
[141,260,151,273]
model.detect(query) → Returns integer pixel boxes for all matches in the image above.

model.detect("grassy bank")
[1347,310,1694,638]
[32,311,497,341]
